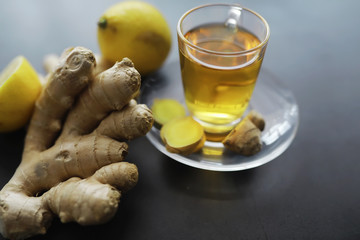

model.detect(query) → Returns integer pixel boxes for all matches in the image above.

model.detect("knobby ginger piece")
[44,53,113,76]
[247,110,265,131]
[222,110,265,156]
[160,116,205,155]
[0,47,153,240]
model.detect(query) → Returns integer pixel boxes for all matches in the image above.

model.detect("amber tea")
[177,4,270,136]
[179,23,264,134]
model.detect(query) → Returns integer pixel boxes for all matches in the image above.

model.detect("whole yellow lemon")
[97,1,171,75]
[0,56,42,132]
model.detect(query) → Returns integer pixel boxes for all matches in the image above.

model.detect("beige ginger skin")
[222,110,265,156]
[0,47,153,240]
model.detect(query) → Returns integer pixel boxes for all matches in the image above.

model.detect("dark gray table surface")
[1,0,359,239]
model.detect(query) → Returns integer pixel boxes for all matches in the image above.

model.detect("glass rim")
[177,3,270,56]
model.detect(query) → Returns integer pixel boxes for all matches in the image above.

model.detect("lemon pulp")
[0,56,42,132]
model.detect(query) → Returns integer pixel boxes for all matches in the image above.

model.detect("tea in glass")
[177,4,270,136]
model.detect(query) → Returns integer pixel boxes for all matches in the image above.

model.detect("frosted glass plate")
[139,63,299,171]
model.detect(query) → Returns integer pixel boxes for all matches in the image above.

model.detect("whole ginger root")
[0,47,153,240]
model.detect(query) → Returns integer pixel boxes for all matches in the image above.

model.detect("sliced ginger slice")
[160,116,205,155]
[151,98,186,126]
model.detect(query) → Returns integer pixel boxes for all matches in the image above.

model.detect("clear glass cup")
[177,3,270,139]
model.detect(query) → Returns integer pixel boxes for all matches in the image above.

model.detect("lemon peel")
[97,1,171,75]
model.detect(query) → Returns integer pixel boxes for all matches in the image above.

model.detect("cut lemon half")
[0,56,42,132]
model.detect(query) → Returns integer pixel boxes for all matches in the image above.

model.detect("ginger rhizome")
[160,116,205,155]
[151,98,186,126]
[0,47,153,240]
[222,110,265,156]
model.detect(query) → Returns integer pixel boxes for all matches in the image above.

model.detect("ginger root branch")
[0,47,153,240]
